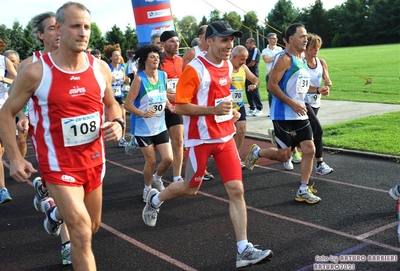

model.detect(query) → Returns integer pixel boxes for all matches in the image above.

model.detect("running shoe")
[283,156,294,171]
[295,186,321,204]
[253,110,263,117]
[267,128,277,147]
[244,144,261,171]
[152,174,165,191]
[203,172,214,181]
[142,188,159,227]
[0,188,12,204]
[292,151,302,164]
[118,138,128,148]
[143,187,151,202]
[236,242,274,268]
[33,177,48,212]
[389,184,400,200]
[125,136,139,156]
[241,161,246,169]
[246,109,255,116]
[315,162,334,175]
[41,197,63,236]
[61,241,72,265]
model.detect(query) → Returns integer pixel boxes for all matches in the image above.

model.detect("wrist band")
[316,87,320,94]
[113,118,124,130]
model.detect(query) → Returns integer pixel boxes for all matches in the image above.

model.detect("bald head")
[232,45,247,56]
[231,45,248,69]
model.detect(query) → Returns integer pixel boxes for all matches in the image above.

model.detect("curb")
[245,132,400,161]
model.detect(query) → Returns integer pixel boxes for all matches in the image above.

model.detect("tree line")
[0,0,398,61]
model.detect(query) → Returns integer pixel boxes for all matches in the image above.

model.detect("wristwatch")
[113,118,124,130]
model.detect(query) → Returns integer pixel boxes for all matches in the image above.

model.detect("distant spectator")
[190,37,200,47]
[245,38,262,116]
[3,50,20,70]
[90,49,101,59]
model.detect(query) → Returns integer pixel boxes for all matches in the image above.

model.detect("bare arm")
[98,60,123,141]
[243,65,260,91]
[0,62,40,181]
[320,58,332,87]
[182,48,195,70]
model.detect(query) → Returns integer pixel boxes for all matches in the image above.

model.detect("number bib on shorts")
[214,94,233,123]
[305,93,320,105]
[167,78,179,93]
[61,111,100,147]
[296,72,310,94]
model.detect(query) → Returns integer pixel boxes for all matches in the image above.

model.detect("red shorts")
[185,138,242,186]
[41,163,106,194]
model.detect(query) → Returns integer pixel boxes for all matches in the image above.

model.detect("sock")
[145,185,151,190]
[237,240,249,254]
[50,207,62,223]
[173,176,182,182]
[299,183,308,192]
[151,193,163,208]
[254,149,261,159]
[153,173,162,180]
[62,241,70,248]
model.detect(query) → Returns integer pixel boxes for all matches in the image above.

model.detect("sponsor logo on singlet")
[69,86,86,97]
[219,77,228,86]
[70,76,81,80]
[61,175,76,183]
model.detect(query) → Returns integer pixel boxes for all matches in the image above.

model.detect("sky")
[1,0,346,33]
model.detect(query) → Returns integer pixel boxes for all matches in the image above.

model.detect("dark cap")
[205,21,242,39]
[160,30,178,42]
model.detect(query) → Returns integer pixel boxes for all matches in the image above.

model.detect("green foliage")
[89,23,105,54]
[176,15,198,48]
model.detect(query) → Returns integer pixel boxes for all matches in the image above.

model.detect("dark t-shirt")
[246,46,260,77]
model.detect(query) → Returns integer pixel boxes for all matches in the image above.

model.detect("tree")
[222,11,242,33]
[300,0,331,47]
[266,0,300,45]
[122,24,138,59]
[89,23,105,54]
[208,10,221,23]
[369,0,400,44]
[103,25,125,60]
[176,15,198,48]
[241,11,260,46]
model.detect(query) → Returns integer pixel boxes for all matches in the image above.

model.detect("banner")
[131,0,175,47]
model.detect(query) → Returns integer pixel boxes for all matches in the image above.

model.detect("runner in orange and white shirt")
[142,21,274,269]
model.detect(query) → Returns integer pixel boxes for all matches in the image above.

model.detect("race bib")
[296,73,310,94]
[306,93,320,105]
[112,85,122,96]
[231,89,244,103]
[147,101,166,116]
[214,95,233,123]
[61,111,100,147]
[167,78,179,93]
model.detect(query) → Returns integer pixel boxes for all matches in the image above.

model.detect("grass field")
[250,44,400,156]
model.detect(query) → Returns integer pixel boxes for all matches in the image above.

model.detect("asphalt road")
[1,133,400,271]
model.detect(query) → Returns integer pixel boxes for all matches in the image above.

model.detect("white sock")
[173,176,182,182]
[50,207,62,222]
[153,173,162,180]
[237,240,249,254]
[151,193,163,208]
[299,183,308,192]
[145,185,151,190]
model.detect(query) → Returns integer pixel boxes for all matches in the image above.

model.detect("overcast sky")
[1,0,346,33]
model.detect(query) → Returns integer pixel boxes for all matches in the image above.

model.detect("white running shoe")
[283,156,294,171]
[315,162,334,175]
[236,242,274,268]
[152,175,165,191]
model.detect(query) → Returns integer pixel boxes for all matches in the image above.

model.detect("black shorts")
[237,105,246,121]
[115,96,124,105]
[135,130,170,147]
[272,119,313,149]
[165,108,183,129]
